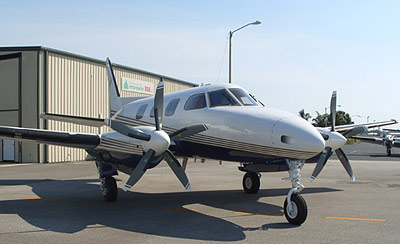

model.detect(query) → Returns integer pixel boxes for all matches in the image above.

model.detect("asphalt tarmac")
[0,143,399,244]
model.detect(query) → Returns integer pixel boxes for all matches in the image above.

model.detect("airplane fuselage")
[95,84,325,167]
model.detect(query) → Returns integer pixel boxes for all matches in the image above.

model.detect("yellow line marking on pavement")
[325,217,387,222]
[21,197,57,201]
[350,150,358,154]
[82,201,121,206]
[154,206,199,212]
[0,163,32,168]
[234,211,283,216]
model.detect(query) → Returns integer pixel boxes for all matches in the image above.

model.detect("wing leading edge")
[0,126,100,149]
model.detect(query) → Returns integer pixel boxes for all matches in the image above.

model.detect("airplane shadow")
[0,179,341,241]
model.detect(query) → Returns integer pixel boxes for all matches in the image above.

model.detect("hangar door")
[0,53,21,162]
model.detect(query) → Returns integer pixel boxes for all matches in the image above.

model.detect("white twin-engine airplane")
[0,58,397,225]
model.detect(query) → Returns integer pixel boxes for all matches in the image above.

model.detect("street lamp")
[229,20,261,84]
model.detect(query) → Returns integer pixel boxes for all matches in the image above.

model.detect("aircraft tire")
[284,193,307,225]
[101,176,118,202]
[242,172,260,194]
[387,148,392,156]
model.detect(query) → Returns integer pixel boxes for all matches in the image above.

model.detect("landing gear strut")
[100,176,118,202]
[283,160,307,225]
[242,172,260,194]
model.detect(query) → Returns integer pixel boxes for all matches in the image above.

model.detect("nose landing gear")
[283,159,307,225]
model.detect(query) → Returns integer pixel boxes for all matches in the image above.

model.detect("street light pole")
[228,20,261,84]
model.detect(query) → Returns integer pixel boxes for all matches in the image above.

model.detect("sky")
[1,0,399,128]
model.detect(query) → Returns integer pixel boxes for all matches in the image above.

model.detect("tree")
[312,110,353,127]
[298,109,312,121]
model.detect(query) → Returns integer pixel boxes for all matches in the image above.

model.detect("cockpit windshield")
[208,89,240,107]
[228,88,258,106]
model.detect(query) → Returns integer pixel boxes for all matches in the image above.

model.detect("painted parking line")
[325,216,387,222]
[234,211,283,217]
[21,197,57,201]
[0,163,32,168]
[154,206,199,212]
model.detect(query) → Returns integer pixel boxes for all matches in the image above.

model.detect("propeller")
[105,58,208,192]
[311,91,355,182]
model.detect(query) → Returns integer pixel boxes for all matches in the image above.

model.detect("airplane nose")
[271,116,325,159]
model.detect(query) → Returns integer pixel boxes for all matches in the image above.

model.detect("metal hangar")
[0,46,196,163]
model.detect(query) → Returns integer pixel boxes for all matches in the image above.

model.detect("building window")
[136,104,148,119]
[165,99,180,116]
[184,93,207,110]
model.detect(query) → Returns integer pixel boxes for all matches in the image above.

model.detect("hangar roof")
[0,46,197,87]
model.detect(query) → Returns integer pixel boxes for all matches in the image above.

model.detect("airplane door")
[2,139,15,162]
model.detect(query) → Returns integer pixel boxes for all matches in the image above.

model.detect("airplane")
[0,58,397,225]
[351,129,400,156]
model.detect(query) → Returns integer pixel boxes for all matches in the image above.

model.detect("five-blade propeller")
[311,91,355,182]
[105,58,208,192]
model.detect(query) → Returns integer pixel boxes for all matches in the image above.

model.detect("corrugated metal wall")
[46,52,194,162]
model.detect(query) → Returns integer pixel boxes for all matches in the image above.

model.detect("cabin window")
[184,93,207,110]
[208,89,240,108]
[165,98,180,116]
[136,104,148,119]
[228,88,258,106]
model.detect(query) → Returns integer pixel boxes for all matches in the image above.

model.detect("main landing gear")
[242,172,260,194]
[96,159,118,202]
[241,159,308,225]
[100,176,118,202]
[387,147,392,156]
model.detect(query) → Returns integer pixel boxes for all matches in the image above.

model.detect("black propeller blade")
[169,124,209,141]
[330,91,337,131]
[122,149,155,191]
[311,147,332,181]
[154,79,164,131]
[106,119,151,141]
[335,148,355,181]
[163,150,191,191]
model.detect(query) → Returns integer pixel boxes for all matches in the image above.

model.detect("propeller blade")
[310,147,332,181]
[122,149,155,191]
[335,148,355,181]
[330,91,337,131]
[106,119,151,141]
[169,124,209,141]
[154,79,164,131]
[163,150,191,191]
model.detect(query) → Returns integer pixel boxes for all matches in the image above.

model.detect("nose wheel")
[242,172,260,194]
[284,193,307,225]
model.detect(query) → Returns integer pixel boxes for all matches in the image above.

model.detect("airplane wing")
[0,126,100,149]
[334,120,397,132]
[350,135,384,145]
[40,113,105,127]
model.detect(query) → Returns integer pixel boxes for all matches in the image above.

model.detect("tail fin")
[106,58,144,117]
